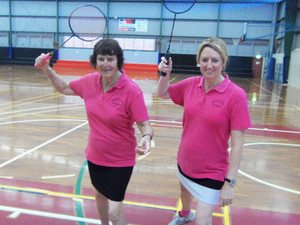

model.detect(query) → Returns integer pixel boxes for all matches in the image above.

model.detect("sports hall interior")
[0,0,299,224]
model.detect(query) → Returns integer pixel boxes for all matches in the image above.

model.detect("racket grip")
[34,53,53,68]
[161,53,170,77]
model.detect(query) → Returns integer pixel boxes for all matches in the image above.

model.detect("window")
[62,36,156,51]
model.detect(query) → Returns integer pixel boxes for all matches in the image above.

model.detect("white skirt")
[178,171,221,206]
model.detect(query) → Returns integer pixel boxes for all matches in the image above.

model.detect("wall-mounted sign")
[119,19,148,32]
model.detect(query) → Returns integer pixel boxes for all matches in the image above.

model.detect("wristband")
[142,134,152,140]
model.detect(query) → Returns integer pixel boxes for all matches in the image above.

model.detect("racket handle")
[34,52,53,68]
[161,53,170,77]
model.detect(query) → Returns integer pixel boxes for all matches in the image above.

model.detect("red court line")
[150,118,300,139]
[231,206,300,225]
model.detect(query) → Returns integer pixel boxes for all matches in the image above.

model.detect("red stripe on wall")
[53,60,158,80]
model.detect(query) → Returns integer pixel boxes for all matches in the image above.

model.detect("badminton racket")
[161,0,196,76]
[35,5,107,68]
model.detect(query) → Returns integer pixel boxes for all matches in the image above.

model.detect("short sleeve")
[69,73,99,98]
[169,77,197,106]
[128,92,149,122]
[230,90,252,130]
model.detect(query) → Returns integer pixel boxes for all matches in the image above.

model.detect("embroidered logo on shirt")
[212,100,224,108]
[112,98,123,106]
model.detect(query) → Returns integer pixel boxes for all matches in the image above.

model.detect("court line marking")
[2,117,299,136]
[8,209,21,218]
[0,103,84,116]
[0,92,56,107]
[2,104,298,135]
[75,160,88,225]
[0,205,102,224]
[236,142,300,195]
[1,103,82,115]
[0,118,87,126]
[0,109,86,121]
[0,83,53,90]
[223,206,231,225]
[150,119,300,132]
[0,94,64,112]
[0,111,298,222]
[0,176,14,179]
[293,104,300,110]
[0,184,227,220]
[0,121,88,168]
[150,120,300,135]
[169,197,229,224]
[41,174,76,180]
[248,127,300,134]
[1,119,299,195]
[246,79,283,100]
[0,184,176,210]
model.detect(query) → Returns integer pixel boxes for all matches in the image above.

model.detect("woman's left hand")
[135,135,151,155]
[218,182,234,207]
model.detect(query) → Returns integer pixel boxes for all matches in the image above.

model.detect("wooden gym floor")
[0,65,299,225]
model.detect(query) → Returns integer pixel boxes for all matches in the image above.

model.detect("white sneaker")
[169,211,195,225]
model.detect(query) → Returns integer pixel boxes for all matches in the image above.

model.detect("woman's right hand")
[158,56,172,76]
[34,53,51,69]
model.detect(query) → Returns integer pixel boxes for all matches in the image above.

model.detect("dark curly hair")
[89,39,124,70]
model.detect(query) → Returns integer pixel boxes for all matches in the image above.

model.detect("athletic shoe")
[169,211,195,225]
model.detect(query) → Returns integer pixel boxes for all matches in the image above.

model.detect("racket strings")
[69,5,106,42]
[163,0,195,54]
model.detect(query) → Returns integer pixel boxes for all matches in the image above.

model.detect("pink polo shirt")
[69,70,149,167]
[169,75,251,181]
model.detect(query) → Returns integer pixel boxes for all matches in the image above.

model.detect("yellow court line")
[124,200,177,211]
[30,113,87,120]
[223,204,231,225]
[0,92,56,107]
[177,198,183,212]
[0,184,177,211]
[0,94,63,112]
[0,184,94,200]
[0,184,231,223]
[150,123,182,128]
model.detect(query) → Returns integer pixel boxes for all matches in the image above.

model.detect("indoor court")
[0,65,299,224]
[0,0,300,225]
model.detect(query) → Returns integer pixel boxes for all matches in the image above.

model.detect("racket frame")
[161,0,196,76]
[35,4,107,67]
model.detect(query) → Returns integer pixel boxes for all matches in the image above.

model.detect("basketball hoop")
[233,38,240,46]
[240,34,246,42]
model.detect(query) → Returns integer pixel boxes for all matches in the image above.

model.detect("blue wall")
[0,0,279,64]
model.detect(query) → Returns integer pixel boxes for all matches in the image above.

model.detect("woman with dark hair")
[35,38,153,225]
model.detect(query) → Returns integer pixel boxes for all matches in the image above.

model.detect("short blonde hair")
[196,37,228,73]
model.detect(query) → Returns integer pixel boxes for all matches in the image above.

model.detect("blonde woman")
[158,37,251,225]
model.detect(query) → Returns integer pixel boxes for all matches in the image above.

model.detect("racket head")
[163,0,196,14]
[68,5,107,42]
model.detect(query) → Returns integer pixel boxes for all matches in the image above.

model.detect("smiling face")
[196,37,228,80]
[96,54,119,77]
[90,39,124,72]
[199,46,224,80]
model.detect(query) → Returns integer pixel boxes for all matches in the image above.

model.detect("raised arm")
[35,53,75,95]
[157,57,172,99]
